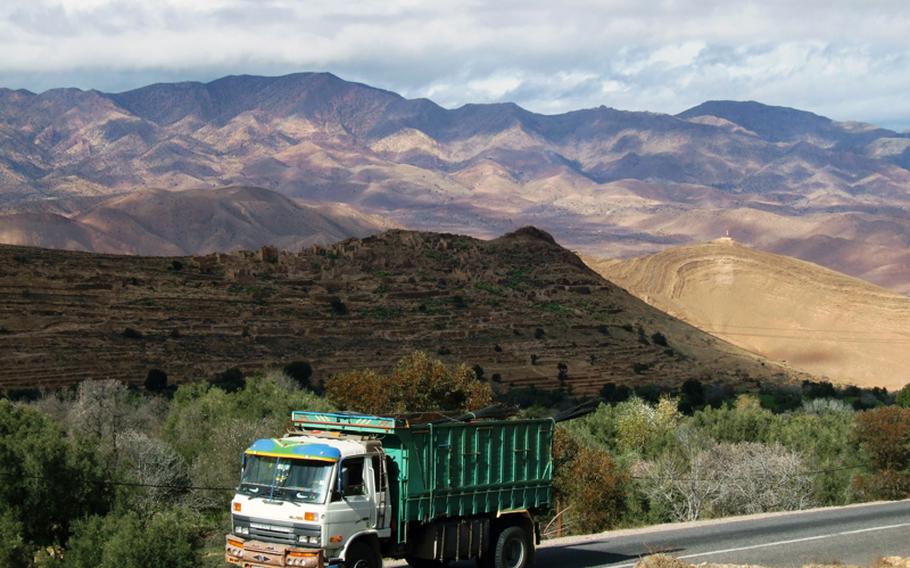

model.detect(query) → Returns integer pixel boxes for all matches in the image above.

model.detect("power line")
[6,471,235,492]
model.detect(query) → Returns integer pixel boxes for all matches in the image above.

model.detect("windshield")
[239,455,334,504]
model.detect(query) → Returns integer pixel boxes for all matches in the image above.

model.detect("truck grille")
[234,515,320,546]
[249,523,299,545]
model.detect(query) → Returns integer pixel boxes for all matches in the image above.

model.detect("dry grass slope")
[586,239,910,390]
[0,228,803,392]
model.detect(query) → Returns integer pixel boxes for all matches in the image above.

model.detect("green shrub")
[897,384,910,409]
[0,400,112,548]
[163,373,334,510]
[64,509,200,568]
[692,396,774,443]
[0,508,29,566]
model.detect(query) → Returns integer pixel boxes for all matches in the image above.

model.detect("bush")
[64,509,200,568]
[552,428,628,534]
[679,379,705,414]
[122,327,144,339]
[163,374,334,510]
[325,351,493,415]
[897,384,910,409]
[614,397,680,457]
[692,396,774,443]
[0,509,29,566]
[0,400,112,548]
[283,361,314,390]
[851,406,910,500]
[769,410,857,505]
[145,369,168,393]
[116,430,190,511]
[600,383,631,404]
[639,435,812,521]
[853,406,910,472]
[209,368,245,393]
[329,297,348,315]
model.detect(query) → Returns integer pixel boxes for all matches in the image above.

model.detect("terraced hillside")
[0,228,803,394]
[587,238,910,390]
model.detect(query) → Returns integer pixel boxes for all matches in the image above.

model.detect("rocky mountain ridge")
[2,73,910,290]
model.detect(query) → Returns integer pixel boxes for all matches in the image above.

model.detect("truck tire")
[489,525,533,568]
[345,541,382,568]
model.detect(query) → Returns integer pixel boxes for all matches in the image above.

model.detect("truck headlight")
[234,525,249,536]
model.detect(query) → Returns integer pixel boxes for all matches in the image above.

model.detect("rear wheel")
[345,541,382,568]
[490,525,533,568]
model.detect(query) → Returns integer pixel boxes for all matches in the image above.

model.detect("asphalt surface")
[535,500,910,567]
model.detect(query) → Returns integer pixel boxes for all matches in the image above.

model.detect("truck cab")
[226,434,388,567]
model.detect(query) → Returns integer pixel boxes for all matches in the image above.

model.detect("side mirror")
[331,490,344,502]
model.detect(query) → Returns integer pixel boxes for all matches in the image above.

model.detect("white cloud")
[0,0,909,127]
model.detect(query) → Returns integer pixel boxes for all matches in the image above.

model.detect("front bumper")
[225,535,324,568]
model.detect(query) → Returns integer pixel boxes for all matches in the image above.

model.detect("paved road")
[535,500,910,567]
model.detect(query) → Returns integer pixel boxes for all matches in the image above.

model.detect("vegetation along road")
[531,500,910,567]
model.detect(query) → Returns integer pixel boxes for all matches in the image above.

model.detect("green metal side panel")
[383,419,554,538]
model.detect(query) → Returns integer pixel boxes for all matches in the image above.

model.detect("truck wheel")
[490,525,533,568]
[345,541,382,568]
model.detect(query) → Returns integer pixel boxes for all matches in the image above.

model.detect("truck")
[225,409,554,568]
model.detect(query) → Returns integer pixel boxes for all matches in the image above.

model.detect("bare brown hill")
[0,185,385,255]
[586,239,910,390]
[2,74,910,291]
[0,228,803,393]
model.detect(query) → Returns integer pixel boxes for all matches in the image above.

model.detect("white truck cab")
[226,434,390,568]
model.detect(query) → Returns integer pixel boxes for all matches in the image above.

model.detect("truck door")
[325,457,375,553]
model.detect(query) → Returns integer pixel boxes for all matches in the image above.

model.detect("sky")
[1,0,909,130]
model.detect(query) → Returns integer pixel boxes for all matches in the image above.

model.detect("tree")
[209,367,246,393]
[144,369,168,393]
[853,406,910,472]
[163,373,334,511]
[552,428,628,534]
[897,384,910,409]
[64,509,200,568]
[613,397,680,457]
[691,397,774,444]
[0,400,112,548]
[679,379,705,414]
[116,430,190,510]
[283,361,315,390]
[0,509,29,566]
[325,352,493,415]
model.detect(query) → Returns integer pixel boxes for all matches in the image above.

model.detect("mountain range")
[1,72,910,291]
[0,185,385,255]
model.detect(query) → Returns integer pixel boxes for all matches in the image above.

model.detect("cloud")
[1,0,909,128]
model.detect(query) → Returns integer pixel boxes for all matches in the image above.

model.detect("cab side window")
[341,457,366,496]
